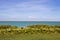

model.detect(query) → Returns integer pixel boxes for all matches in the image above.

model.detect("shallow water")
[0,21,60,27]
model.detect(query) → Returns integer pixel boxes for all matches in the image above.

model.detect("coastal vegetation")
[0,24,60,40]
[0,25,60,34]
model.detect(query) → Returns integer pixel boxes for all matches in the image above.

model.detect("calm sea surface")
[0,21,60,27]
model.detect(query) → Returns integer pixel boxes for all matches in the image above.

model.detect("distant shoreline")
[0,21,60,22]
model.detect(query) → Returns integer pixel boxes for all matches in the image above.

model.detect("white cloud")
[28,16,37,18]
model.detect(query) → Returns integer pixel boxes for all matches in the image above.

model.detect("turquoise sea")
[0,21,60,27]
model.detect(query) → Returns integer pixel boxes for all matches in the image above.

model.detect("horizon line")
[0,20,59,22]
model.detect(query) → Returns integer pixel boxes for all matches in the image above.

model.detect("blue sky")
[0,0,60,21]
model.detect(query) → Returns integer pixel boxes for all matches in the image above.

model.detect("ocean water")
[0,21,60,27]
